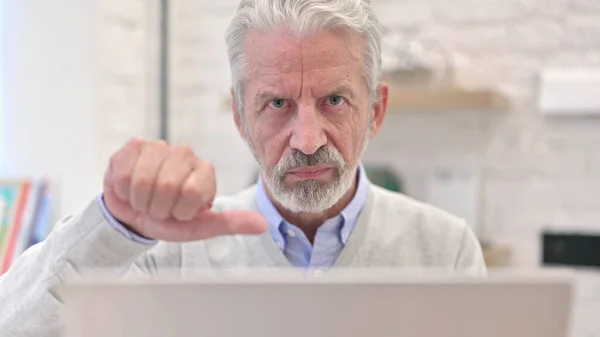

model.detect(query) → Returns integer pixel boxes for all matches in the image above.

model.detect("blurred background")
[1,0,600,334]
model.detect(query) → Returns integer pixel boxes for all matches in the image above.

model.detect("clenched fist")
[102,138,268,241]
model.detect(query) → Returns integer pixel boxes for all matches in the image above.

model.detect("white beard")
[263,147,358,213]
[244,123,371,214]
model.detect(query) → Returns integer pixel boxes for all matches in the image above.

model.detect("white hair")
[225,0,382,114]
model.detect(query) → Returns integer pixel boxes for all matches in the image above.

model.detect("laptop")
[54,268,574,337]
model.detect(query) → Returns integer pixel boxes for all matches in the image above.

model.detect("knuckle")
[133,175,154,191]
[153,139,168,148]
[141,140,167,153]
[208,164,216,181]
[201,161,215,176]
[109,150,123,166]
[113,170,132,185]
[157,179,180,194]
[127,137,144,149]
[181,183,202,198]
[175,144,193,155]
[108,155,119,171]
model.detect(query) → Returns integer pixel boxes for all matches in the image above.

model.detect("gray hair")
[225,0,382,114]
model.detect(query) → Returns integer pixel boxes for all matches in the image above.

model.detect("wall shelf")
[386,86,509,113]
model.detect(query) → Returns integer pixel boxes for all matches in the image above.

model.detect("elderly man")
[0,0,485,335]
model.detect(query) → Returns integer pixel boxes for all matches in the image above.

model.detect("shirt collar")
[254,163,370,249]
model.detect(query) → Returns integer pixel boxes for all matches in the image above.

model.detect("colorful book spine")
[0,195,6,248]
[1,181,30,273]
[0,178,53,275]
[15,179,45,258]
[0,186,17,267]
[31,192,52,246]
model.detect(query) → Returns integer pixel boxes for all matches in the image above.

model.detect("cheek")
[328,123,351,153]
[251,123,290,167]
[329,121,365,162]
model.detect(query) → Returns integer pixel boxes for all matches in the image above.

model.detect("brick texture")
[97,0,160,172]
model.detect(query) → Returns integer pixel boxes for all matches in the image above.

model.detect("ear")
[369,82,389,138]
[231,87,244,138]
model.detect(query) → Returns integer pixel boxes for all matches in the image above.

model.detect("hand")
[102,138,268,242]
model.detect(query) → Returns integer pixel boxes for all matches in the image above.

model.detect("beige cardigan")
[0,184,486,336]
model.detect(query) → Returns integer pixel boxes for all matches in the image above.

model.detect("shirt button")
[314,269,324,278]
[287,229,296,238]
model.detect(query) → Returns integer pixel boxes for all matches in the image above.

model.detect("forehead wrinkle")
[309,81,356,99]
[245,29,365,109]
[257,57,300,72]
[299,35,361,100]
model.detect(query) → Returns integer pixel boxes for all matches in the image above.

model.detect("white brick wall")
[168,0,259,191]
[98,0,160,174]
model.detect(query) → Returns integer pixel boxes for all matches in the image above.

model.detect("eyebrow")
[254,91,280,106]
[329,85,355,99]
[253,85,356,107]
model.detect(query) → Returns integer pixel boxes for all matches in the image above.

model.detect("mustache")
[275,146,345,173]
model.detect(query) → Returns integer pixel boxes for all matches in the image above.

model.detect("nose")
[289,103,327,155]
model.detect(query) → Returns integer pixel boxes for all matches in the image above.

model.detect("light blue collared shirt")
[255,164,368,268]
[98,164,369,269]
[96,194,157,245]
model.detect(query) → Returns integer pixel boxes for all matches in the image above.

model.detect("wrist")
[97,193,157,245]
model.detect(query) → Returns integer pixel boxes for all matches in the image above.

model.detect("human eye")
[324,95,346,107]
[267,98,288,110]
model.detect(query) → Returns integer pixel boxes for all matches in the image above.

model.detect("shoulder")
[365,184,478,267]
[370,184,467,237]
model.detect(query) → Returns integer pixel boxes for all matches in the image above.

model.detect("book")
[0,178,52,274]
[31,189,52,247]
[0,195,6,248]
[2,179,31,273]
[0,183,19,267]
[16,179,46,256]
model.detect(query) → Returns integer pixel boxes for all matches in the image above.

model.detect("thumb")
[187,210,269,240]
